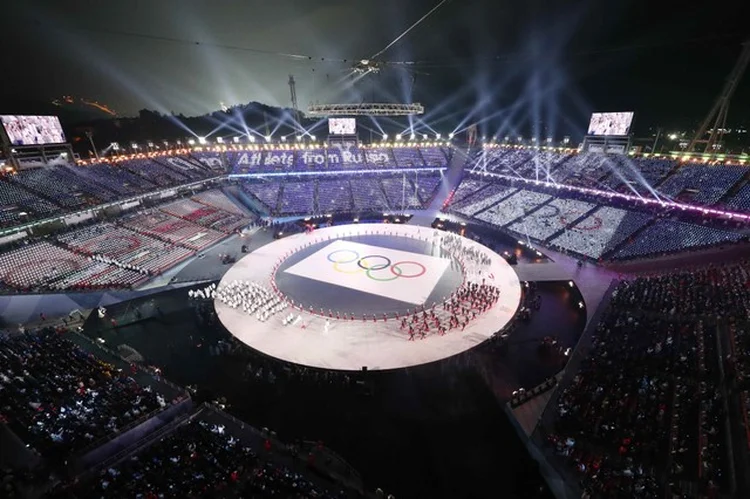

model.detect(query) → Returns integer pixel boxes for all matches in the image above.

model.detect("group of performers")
[215,280,286,322]
[399,280,500,340]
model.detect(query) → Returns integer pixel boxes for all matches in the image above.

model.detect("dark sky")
[1,0,749,137]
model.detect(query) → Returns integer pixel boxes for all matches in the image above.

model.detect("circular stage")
[215,224,522,371]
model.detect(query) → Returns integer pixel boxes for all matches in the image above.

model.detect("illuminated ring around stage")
[357,255,391,271]
[327,249,359,264]
[390,261,427,278]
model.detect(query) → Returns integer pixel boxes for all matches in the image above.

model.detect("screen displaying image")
[587,112,634,136]
[328,118,357,135]
[1,115,67,145]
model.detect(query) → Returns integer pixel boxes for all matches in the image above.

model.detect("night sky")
[1,0,748,137]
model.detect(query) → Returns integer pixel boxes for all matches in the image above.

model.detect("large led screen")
[586,112,634,136]
[1,115,67,145]
[328,118,357,135]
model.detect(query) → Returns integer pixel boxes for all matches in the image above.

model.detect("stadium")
[2,1,750,498]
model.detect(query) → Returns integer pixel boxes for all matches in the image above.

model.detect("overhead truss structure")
[307,103,424,117]
[688,40,750,153]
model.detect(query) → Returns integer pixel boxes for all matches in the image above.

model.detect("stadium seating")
[160,197,251,233]
[419,147,449,167]
[278,180,315,214]
[10,167,113,208]
[0,328,171,459]
[191,189,248,216]
[57,222,194,275]
[317,178,353,212]
[380,177,421,210]
[549,207,653,259]
[190,150,227,172]
[0,241,144,291]
[119,158,191,187]
[350,177,389,211]
[241,180,281,212]
[549,262,750,497]
[451,185,518,217]
[121,211,226,250]
[613,219,745,259]
[725,183,750,212]
[365,148,398,168]
[414,174,442,204]
[392,147,425,168]
[0,177,59,226]
[655,164,747,205]
[507,197,596,241]
[80,415,345,498]
[474,189,552,226]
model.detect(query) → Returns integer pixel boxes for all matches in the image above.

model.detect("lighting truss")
[307,103,424,117]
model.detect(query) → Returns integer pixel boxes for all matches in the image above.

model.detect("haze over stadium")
[1,1,750,499]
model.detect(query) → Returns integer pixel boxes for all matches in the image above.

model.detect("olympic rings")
[333,261,364,274]
[390,261,427,278]
[366,268,400,281]
[327,250,427,281]
[357,255,391,271]
[327,249,359,264]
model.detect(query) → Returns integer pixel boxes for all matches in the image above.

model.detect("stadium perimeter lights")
[422,134,428,140]
[296,136,302,142]
[264,135,271,143]
[281,136,287,142]
[410,133,416,140]
[216,137,224,144]
[436,133,442,139]
[307,103,424,117]
[233,136,240,143]
[448,133,454,139]
[198,137,207,145]
[249,135,256,143]
[396,134,402,141]
[188,139,196,145]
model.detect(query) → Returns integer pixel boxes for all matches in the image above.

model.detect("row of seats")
[548,207,653,259]
[507,197,597,241]
[241,175,441,215]
[0,241,144,291]
[549,262,750,497]
[229,146,451,174]
[0,328,170,458]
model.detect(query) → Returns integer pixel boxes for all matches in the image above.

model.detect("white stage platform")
[215,224,522,371]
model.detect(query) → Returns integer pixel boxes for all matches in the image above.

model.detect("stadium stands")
[120,211,226,251]
[474,189,552,226]
[612,219,745,260]
[656,164,747,204]
[317,178,353,212]
[0,177,59,226]
[549,207,652,259]
[0,241,145,291]
[507,198,597,241]
[0,328,171,459]
[278,180,315,214]
[380,177,421,209]
[57,222,194,275]
[350,176,390,211]
[79,414,347,498]
[451,185,519,217]
[548,261,750,497]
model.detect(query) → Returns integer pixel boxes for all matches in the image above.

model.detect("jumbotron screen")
[328,118,356,135]
[0,115,67,145]
[587,112,634,136]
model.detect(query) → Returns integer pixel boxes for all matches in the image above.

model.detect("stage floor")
[215,224,522,370]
